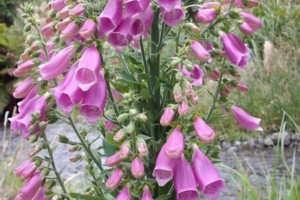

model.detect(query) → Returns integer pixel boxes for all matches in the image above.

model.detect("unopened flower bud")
[58,135,69,144]
[190,92,200,105]
[137,138,148,157]
[105,168,123,190]
[29,134,39,143]
[125,122,135,134]
[175,72,183,81]
[114,129,126,142]
[135,113,148,122]
[68,145,81,152]
[120,142,131,159]
[208,69,220,81]
[178,101,189,116]
[131,156,145,178]
[70,154,82,162]
[160,107,175,127]
[173,84,183,103]
[117,113,129,123]
[129,109,138,116]
[237,83,249,93]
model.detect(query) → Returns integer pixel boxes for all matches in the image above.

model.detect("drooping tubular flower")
[157,0,185,27]
[39,44,76,80]
[79,19,97,39]
[40,22,55,38]
[52,62,84,115]
[221,33,250,68]
[153,144,176,186]
[13,77,35,99]
[14,60,35,77]
[97,0,123,37]
[75,44,101,91]
[130,6,154,38]
[160,107,175,126]
[191,40,211,61]
[61,21,80,41]
[108,16,133,49]
[174,155,199,200]
[69,4,85,17]
[231,105,263,131]
[51,0,66,11]
[131,156,145,178]
[105,168,124,190]
[182,64,204,86]
[79,72,107,123]
[194,116,216,143]
[164,126,184,159]
[239,11,262,35]
[192,144,225,199]
[237,83,249,92]
[116,184,131,200]
[196,2,220,24]
[125,0,150,15]
[19,172,43,199]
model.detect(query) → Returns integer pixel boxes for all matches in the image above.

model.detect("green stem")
[41,132,68,196]
[68,117,104,172]
[139,37,153,95]
[105,75,120,116]
[33,23,49,62]
[205,72,223,122]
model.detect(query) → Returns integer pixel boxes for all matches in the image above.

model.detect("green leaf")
[156,194,172,200]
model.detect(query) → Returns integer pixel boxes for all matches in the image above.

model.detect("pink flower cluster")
[14,160,47,200]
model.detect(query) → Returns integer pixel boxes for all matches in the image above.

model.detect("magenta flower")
[137,138,148,157]
[19,172,43,199]
[105,168,123,190]
[108,16,133,49]
[75,44,101,91]
[32,186,47,200]
[17,86,38,113]
[191,40,211,61]
[56,18,72,31]
[14,60,35,77]
[160,107,175,126]
[79,19,96,39]
[125,0,150,15]
[237,83,249,93]
[20,163,37,180]
[196,2,220,24]
[131,156,145,178]
[104,119,117,132]
[182,64,204,86]
[79,72,107,123]
[192,144,225,199]
[61,21,79,40]
[130,6,154,38]
[174,156,199,200]
[39,44,76,80]
[152,144,176,186]
[97,0,123,37]
[105,152,122,167]
[239,11,262,35]
[141,185,154,200]
[14,160,34,178]
[208,69,220,81]
[178,100,189,116]
[164,126,184,159]
[221,33,250,68]
[159,0,185,27]
[69,4,85,17]
[40,22,54,38]
[116,184,131,200]
[194,116,215,143]
[52,62,84,115]
[57,6,69,19]
[51,0,66,11]
[13,77,35,99]
[231,105,263,131]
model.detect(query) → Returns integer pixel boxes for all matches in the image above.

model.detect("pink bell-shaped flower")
[40,22,55,38]
[105,168,124,190]
[237,83,249,93]
[158,0,185,27]
[194,116,215,143]
[97,0,123,37]
[108,16,133,49]
[32,186,47,200]
[79,19,96,39]
[131,156,145,178]
[75,44,101,91]
[196,2,220,24]
[239,11,262,35]
[191,40,211,61]
[174,155,199,200]
[104,119,117,132]
[19,172,43,199]
[61,21,80,40]
[221,33,250,68]
[51,0,66,11]
[56,18,72,31]
[13,77,35,99]
[192,144,225,199]
[182,64,204,86]
[164,126,184,159]
[130,6,154,38]
[160,107,175,126]
[116,184,131,200]
[125,0,150,15]
[39,44,76,80]
[69,4,85,17]
[152,144,176,186]
[141,185,154,200]
[105,151,122,167]
[231,105,263,131]
[14,60,35,77]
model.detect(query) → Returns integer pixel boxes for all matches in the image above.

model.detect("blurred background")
[0,0,299,199]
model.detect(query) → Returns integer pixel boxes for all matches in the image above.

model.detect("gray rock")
[257,137,264,145]
[292,134,300,142]
[242,141,249,149]
[247,138,256,149]
[227,146,237,153]
[221,141,231,150]
[264,137,274,146]
[284,135,292,146]
[271,131,289,143]
[234,141,241,147]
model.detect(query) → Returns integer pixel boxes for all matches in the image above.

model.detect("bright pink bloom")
[104,119,117,132]
[51,0,66,11]
[108,16,133,49]
[56,18,72,31]
[178,101,189,116]
[221,33,250,68]
[239,11,262,35]
[125,0,150,15]
[17,86,38,113]
[191,40,211,61]
[14,160,32,177]
[32,186,47,200]
[39,45,76,80]
[116,184,131,200]
[174,156,199,200]
[194,116,215,143]
[105,152,122,167]
[14,60,35,77]
[160,107,175,126]
[158,0,185,27]
[141,185,154,200]
[79,19,96,39]
[192,144,225,199]
[152,144,176,186]
[231,105,263,131]
[40,22,54,38]
[105,168,123,190]
[75,45,101,91]
[19,172,43,199]
[164,126,184,159]
[61,21,79,40]
[69,4,85,17]
[131,156,145,178]
[13,77,35,99]
[196,2,220,24]
[130,6,154,38]
[79,72,107,123]
[20,163,37,179]
[57,6,69,19]
[226,0,259,7]
[183,64,204,86]
[97,0,123,37]
[237,83,249,92]
[52,63,84,115]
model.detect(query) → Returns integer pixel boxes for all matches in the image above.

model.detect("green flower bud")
[117,113,129,123]
[24,24,31,32]
[58,135,69,144]
[134,113,148,122]
[125,122,135,134]
[129,109,138,116]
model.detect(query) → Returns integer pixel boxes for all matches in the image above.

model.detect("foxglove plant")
[11,0,262,199]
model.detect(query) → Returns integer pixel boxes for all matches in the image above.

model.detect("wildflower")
[131,156,145,178]
[194,116,215,143]
[106,168,124,190]
[160,107,175,126]
[164,126,184,159]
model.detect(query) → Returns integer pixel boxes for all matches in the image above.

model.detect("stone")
[257,137,264,145]
[221,141,231,150]
[264,137,274,146]
[234,141,241,147]
[227,146,237,153]
[247,138,256,149]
